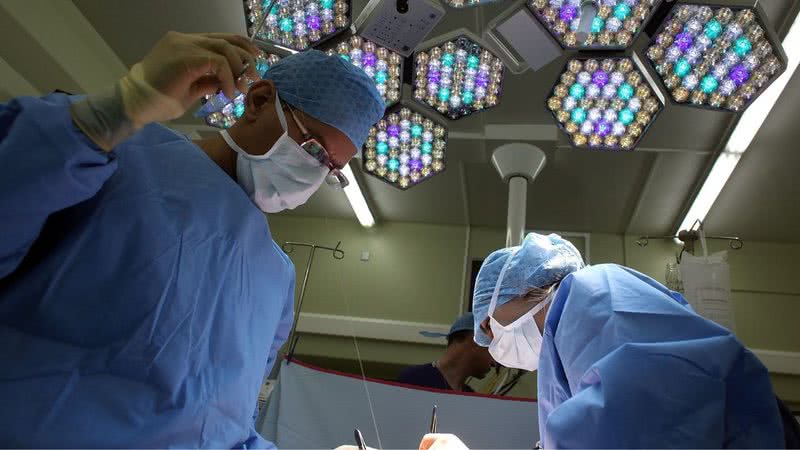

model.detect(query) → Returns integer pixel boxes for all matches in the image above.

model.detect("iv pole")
[281,241,345,363]
[636,219,743,261]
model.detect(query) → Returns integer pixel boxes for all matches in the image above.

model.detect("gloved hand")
[71,32,260,151]
[335,433,469,450]
[419,433,470,450]
[121,31,260,128]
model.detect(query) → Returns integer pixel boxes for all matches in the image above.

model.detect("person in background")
[424,232,785,449]
[397,312,495,392]
[0,31,384,448]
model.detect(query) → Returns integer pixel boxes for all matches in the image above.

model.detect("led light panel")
[413,36,505,120]
[527,0,660,49]
[197,53,281,129]
[446,0,501,8]
[548,57,663,150]
[244,0,349,51]
[326,36,403,108]
[646,3,786,112]
[363,106,447,190]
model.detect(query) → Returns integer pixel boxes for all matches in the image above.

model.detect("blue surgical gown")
[538,264,783,449]
[0,94,295,448]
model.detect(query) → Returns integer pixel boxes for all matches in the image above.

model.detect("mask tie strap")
[274,94,289,132]
[220,129,271,160]
[488,247,521,318]
[221,92,288,161]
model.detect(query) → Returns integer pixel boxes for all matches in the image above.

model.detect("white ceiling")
[2,0,799,241]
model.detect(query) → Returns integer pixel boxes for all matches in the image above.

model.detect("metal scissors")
[354,428,367,450]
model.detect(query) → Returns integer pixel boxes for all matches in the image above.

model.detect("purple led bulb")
[595,120,612,137]
[674,32,693,52]
[592,71,609,87]
[362,52,377,67]
[728,64,750,86]
[306,15,321,30]
[560,5,578,22]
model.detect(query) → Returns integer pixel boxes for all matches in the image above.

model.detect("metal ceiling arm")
[281,241,345,363]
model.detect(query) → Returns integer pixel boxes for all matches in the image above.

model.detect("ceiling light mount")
[413,30,506,120]
[547,53,665,151]
[645,0,788,113]
[362,101,449,190]
[243,0,351,52]
[527,0,664,50]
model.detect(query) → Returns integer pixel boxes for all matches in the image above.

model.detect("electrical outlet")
[361,251,370,261]
[354,0,445,56]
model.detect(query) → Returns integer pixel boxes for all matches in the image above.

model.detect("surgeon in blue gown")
[421,233,784,449]
[0,32,384,448]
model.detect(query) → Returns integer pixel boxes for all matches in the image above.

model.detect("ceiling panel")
[74,0,250,67]
[0,7,82,95]
[705,68,800,243]
[625,151,710,234]
[466,144,656,232]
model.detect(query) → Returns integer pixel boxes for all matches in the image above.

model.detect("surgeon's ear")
[242,80,277,122]
[480,318,493,340]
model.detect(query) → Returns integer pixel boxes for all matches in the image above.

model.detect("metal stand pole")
[281,241,344,363]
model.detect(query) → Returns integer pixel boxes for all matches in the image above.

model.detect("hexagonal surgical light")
[527,0,662,49]
[362,104,447,190]
[244,0,350,51]
[646,2,787,112]
[547,56,664,150]
[413,35,505,120]
[195,53,282,129]
[325,35,404,109]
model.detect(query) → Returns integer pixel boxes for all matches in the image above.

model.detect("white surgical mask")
[220,95,328,213]
[487,251,552,372]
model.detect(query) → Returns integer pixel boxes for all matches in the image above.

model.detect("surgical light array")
[646,4,785,111]
[197,53,282,129]
[528,0,660,49]
[326,36,404,108]
[413,36,504,120]
[245,0,349,51]
[363,106,447,189]
[226,0,786,169]
[548,57,663,150]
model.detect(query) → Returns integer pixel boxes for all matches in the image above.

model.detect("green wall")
[269,216,466,324]
[268,215,800,407]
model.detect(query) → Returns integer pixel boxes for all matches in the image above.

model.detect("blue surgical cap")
[265,50,386,150]
[419,312,475,339]
[448,312,475,337]
[472,233,585,346]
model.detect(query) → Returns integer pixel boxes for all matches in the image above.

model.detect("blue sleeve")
[0,95,118,278]
[541,265,783,449]
[265,250,296,374]
[545,342,730,448]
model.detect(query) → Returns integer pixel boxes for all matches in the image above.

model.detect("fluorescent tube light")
[677,16,800,233]
[342,162,375,227]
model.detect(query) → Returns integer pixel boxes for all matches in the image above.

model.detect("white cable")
[493,368,510,395]
[351,333,383,449]
[335,220,382,449]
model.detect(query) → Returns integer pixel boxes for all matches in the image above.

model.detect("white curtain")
[258,360,539,449]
